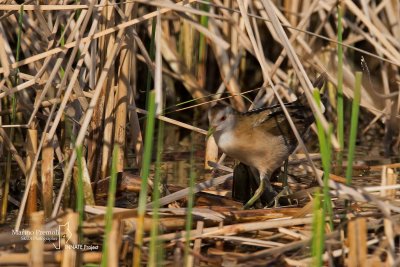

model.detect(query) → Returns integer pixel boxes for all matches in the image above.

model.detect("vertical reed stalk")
[41,134,54,218]
[313,90,333,228]
[311,188,324,267]
[101,144,119,267]
[149,120,165,267]
[146,19,157,109]
[26,127,38,216]
[336,5,344,173]
[184,130,197,265]
[75,146,84,242]
[30,211,44,267]
[197,1,209,87]
[61,212,78,267]
[345,72,362,185]
[114,39,130,172]
[134,91,156,267]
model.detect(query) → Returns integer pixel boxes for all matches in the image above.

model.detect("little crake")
[208,74,326,209]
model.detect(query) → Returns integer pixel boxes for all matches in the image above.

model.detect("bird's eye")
[220,115,226,121]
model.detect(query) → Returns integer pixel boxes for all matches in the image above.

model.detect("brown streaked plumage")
[208,74,327,209]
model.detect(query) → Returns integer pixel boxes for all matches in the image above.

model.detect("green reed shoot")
[184,132,197,265]
[311,89,336,266]
[345,72,362,185]
[149,120,165,267]
[336,5,344,172]
[134,91,157,267]
[101,144,119,267]
[146,18,157,109]
[313,90,333,229]
[311,188,324,267]
[75,145,84,241]
[198,0,209,78]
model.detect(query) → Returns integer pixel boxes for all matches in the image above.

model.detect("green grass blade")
[336,5,344,173]
[311,188,324,267]
[149,120,165,267]
[198,1,209,62]
[345,72,362,185]
[134,91,157,267]
[313,91,333,229]
[146,18,157,109]
[75,145,84,242]
[184,131,196,265]
[101,144,119,267]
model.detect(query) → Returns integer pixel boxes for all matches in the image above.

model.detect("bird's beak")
[207,126,216,138]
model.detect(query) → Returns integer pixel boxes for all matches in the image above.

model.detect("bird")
[208,74,327,209]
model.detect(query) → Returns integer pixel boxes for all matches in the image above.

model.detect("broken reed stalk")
[336,5,344,173]
[26,127,38,216]
[30,211,44,267]
[101,144,119,267]
[381,167,397,265]
[61,212,78,267]
[41,133,54,218]
[134,91,156,267]
[108,220,121,267]
[345,72,362,185]
[347,218,367,267]
[149,120,165,267]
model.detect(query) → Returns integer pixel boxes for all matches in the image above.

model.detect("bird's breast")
[214,130,236,154]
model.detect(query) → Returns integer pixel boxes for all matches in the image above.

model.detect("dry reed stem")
[146,174,232,208]
[61,212,78,267]
[114,1,133,172]
[30,211,44,267]
[134,107,207,135]
[0,252,102,265]
[347,218,367,267]
[205,136,218,170]
[193,220,204,266]
[26,127,38,216]
[381,167,396,265]
[108,220,121,267]
[41,133,54,218]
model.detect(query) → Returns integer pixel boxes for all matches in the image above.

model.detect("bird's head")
[207,104,235,137]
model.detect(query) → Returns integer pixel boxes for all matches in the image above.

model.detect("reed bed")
[0,0,399,266]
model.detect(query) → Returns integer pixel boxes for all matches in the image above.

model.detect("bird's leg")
[282,159,289,188]
[243,173,275,209]
[272,160,293,207]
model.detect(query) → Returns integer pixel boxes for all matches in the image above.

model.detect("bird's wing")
[250,103,313,144]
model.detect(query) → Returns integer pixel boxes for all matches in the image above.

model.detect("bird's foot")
[268,186,293,208]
